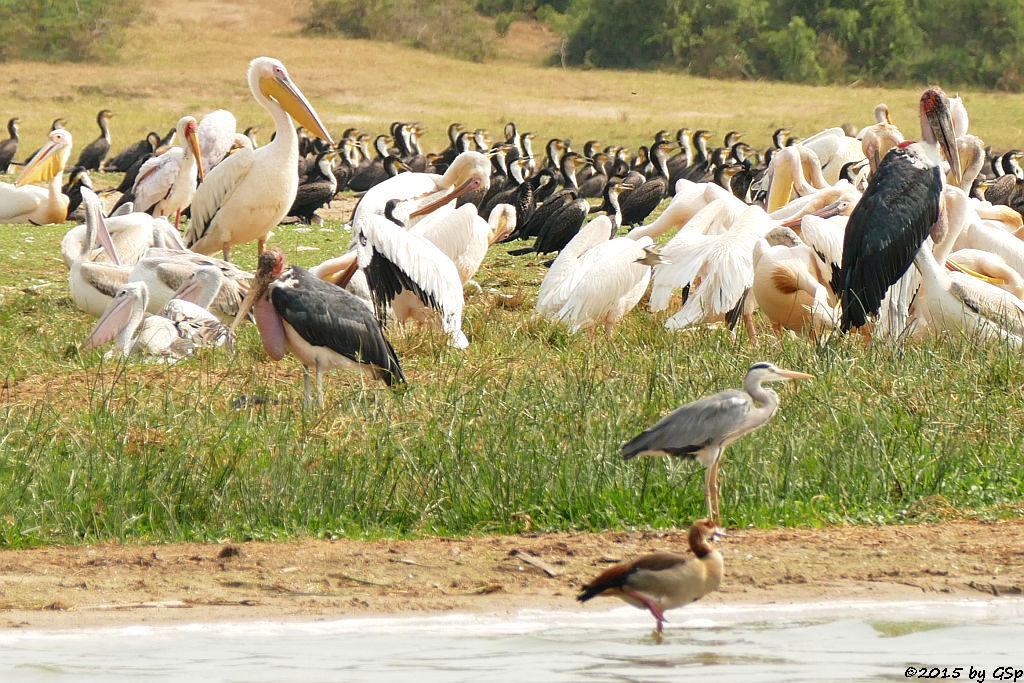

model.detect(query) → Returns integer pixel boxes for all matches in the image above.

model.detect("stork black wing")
[839,145,941,330]
[271,266,405,385]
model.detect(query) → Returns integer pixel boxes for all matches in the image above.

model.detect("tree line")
[307,0,1024,91]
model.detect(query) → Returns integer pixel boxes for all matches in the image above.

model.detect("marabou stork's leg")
[623,586,667,633]
[302,366,313,406]
[315,358,325,407]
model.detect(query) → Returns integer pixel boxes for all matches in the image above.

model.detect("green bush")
[0,0,140,62]
[305,0,496,62]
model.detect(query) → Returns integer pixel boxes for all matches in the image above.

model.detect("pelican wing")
[799,214,846,293]
[0,182,43,222]
[412,204,477,263]
[184,142,254,247]
[132,149,184,214]
[355,214,462,323]
[554,238,650,328]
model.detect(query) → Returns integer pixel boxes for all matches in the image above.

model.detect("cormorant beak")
[260,74,335,146]
[921,88,962,188]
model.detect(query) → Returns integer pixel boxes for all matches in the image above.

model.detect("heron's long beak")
[260,74,335,146]
[779,369,814,380]
[922,88,962,188]
[16,137,68,187]
[409,176,483,218]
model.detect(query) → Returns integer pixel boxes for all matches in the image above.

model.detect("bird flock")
[3,56,1023,633]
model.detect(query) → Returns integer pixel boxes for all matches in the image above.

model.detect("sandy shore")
[2,519,1023,630]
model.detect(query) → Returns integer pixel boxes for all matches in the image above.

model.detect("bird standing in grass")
[577,518,724,634]
[621,362,813,525]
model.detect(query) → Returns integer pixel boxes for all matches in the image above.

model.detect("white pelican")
[751,227,833,336]
[0,128,72,224]
[130,116,205,227]
[912,240,1024,347]
[412,203,516,285]
[185,57,334,260]
[355,213,468,349]
[197,109,238,172]
[350,151,492,228]
[61,212,185,270]
[230,248,405,406]
[158,266,232,347]
[537,216,615,317]
[69,188,131,317]
[83,282,194,362]
[946,249,1024,299]
[553,236,664,335]
[127,248,251,324]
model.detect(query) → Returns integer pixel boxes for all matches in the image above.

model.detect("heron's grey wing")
[621,389,752,463]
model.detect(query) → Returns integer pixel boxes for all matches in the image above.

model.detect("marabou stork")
[838,87,962,332]
[230,247,405,406]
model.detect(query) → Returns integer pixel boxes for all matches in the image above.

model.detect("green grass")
[1,4,1023,547]
[2,204,1023,548]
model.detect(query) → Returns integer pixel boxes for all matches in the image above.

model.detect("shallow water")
[2,598,1023,682]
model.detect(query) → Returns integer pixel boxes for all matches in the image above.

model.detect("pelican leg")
[222,243,231,261]
[174,209,182,230]
[623,586,667,633]
[743,313,757,343]
[258,237,266,257]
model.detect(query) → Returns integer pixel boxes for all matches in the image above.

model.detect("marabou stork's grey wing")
[621,389,752,460]
[271,266,405,385]
[839,145,941,329]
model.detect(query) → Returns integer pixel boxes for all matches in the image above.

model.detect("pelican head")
[920,87,962,188]
[249,57,335,147]
[83,281,148,352]
[409,151,491,218]
[168,265,224,309]
[178,115,205,182]
[16,128,72,187]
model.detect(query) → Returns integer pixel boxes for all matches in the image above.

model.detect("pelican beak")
[16,138,69,187]
[946,259,1002,284]
[409,176,483,218]
[84,290,137,351]
[781,199,851,229]
[779,369,814,380]
[169,277,204,307]
[184,119,205,182]
[922,88,961,188]
[81,187,121,267]
[260,74,335,146]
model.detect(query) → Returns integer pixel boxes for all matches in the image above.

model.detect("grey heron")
[621,362,813,525]
[577,518,724,634]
